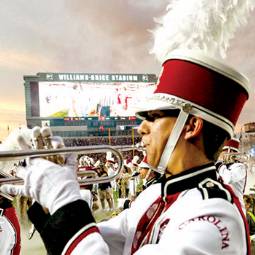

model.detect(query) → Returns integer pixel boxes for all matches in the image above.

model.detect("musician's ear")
[184,117,203,140]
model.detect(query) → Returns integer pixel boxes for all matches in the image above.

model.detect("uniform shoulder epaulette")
[197,178,233,203]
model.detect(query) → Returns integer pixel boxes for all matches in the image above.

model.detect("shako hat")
[222,138,240,153]
[136,50,250,137]
[135,51,249,173]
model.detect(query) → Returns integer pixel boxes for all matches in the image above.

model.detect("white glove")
[0,157,82,215]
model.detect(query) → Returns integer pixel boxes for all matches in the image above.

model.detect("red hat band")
[136,51,250,136]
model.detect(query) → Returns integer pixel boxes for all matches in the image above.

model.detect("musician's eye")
[145,111,165,122]
[144,110,180,122]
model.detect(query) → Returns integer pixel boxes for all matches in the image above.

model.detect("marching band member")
[97,163,114,211]
[1,1,254,254]
[0,128,30,255]
[1,53,252,254]
[129,155,140,196]
[77,157,95,210]
[119,162,131,199]
[217,138,248,213]
[0,184,21,255]
[105,152,118,193]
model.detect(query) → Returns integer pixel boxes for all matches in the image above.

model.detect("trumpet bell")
[222,152,250,164]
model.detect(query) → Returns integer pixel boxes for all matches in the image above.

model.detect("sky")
[0,0,254,141]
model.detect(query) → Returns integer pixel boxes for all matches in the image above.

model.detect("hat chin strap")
[156,109,190,174]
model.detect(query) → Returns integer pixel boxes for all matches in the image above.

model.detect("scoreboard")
[23,72,157,137]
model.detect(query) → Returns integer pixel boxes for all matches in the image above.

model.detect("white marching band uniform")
[0,201,21,255]
[22,163,250,255]
[1,0,255,253]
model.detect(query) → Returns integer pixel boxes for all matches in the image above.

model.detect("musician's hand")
[0,157,82,214]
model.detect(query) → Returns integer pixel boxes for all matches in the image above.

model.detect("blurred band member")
[0,178,21,254]
[97,164,114,211]
[217,138,248,213]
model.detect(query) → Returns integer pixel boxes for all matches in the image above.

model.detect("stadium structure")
[23,72,157,147]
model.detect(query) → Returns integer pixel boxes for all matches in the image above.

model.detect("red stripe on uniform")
[4,207,21,255]
[131,193,180,254]
[65,226,99,255]
[225,184,251,255]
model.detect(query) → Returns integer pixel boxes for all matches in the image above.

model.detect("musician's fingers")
[0,184,26,196]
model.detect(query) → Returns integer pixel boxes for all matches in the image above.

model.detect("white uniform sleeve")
[98,209,128,255]
[62,227,110,255]
[0,216,16,255]
[62,188,157,255]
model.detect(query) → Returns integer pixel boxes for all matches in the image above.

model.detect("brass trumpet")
[221,152,250,164]
[0,145,139,186]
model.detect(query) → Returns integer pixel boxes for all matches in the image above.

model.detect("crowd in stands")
[64,136,141,147]
[64,136,143,166]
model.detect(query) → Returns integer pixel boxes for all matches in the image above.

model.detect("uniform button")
[206,181,214,188]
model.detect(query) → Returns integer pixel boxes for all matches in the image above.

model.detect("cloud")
[0,49,54,71]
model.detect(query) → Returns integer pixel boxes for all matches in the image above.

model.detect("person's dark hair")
[202,120,230,161]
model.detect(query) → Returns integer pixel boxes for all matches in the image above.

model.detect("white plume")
[151,0,255,62]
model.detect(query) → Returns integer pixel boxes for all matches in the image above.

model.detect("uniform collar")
[161,163,217,198]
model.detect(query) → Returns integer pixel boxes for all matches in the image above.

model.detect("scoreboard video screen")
[24,73,157,119]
